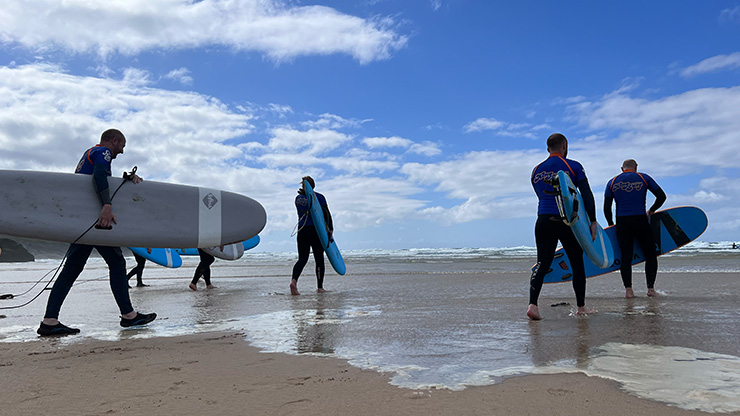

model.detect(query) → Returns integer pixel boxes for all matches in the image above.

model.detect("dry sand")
[1,331,731,416]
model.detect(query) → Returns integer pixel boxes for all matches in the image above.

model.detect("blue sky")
[1,1,739,252]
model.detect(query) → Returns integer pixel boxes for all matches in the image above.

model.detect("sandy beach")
[1,331,729,416]
[2,248,740,415]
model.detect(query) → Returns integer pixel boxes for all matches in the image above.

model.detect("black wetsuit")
[529,154,597,308]
[191,249,215,286]
[126,253,147,286]
[291,190,332,290]
[604,170,666,289]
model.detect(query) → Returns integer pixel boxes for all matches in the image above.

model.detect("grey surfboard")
[0,170,266,248]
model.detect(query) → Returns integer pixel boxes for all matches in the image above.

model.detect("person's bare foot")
[206,284,216,289]
[290,279,300,296]
[647,288,657,297]
[625,287,635,298]
[576,306,596,316]
[526,304,542,320]
[188,283,197,291]
[317,288,328,293]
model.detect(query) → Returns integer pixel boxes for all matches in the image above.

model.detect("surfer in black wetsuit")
[190,249,216,290]
[127,250,150,287]
[37,129,156,336]
[290,176,333,295]
[528,133,598,320]
[604,159,666,298]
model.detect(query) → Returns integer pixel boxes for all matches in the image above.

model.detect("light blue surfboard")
[540,206,708,283]
[176,235,260,256]
[555,170,614,268]
[303,180,346,275]
[128,247,182,268]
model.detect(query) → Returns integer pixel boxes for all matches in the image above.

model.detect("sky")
[1,0,739,252]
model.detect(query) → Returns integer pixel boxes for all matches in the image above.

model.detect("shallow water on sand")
[1,252,740,413]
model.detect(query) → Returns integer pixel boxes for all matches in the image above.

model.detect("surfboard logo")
[202,193,219,209]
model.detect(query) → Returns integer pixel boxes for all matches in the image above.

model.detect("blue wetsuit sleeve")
[93,163,112,205]
[648,186,666,213]
[576,177,597,223]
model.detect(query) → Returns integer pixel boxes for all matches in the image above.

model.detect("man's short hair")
[546,133,567,149]
[622,159,638,170]
[101,129,124,143]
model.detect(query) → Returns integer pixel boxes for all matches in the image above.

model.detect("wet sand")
[2,253,740,414]
[0,331,727,416]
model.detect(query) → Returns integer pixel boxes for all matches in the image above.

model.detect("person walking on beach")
[189,248,216,290]
[528,133,598,320]
[290,176,333,296]
[604,159,666,298]
[37,129,157,336]
[127,250,150,287]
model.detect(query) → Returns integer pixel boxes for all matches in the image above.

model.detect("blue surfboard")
[303,180,346,275]
[555,170,614,268]
[128,247,182,268]
[176,235,260,256]
[540,206,708,283]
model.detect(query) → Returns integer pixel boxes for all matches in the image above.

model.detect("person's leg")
[558,224,590,312]
[291,227,313,295]
[97,246,134,316]
[616,219,635,297]
[135,255,147,286]
[634,216,658,295]
[43,244,94,322]
[202,253,215,287]
[528,216,559,320]
[308,230,326,291]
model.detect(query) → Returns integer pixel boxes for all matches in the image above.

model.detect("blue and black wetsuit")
[43,145,134,320]
[292,190,333,289]
[604,170,666,289]
[529,154,597,308]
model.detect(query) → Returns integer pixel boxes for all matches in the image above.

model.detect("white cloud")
[720,6,740,23]
[164,67,194,85]
[0,64,251,177]
[301,113,366,129]
[569,86,740,177]
[463,117,504,133]
[0,0,408,64]
[679,52,740,78]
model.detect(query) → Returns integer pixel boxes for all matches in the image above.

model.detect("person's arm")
[93,163,115,228]
[648,186,666,216]
[603,195,614,226]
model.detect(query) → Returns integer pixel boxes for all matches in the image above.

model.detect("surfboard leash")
[0,166,139,309]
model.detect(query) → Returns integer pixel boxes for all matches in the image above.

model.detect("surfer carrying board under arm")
[37,129,157,336]
[604,159,666,299]
[528,133,598,320]
[291,176,333,295]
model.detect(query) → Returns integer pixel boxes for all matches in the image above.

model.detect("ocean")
[1,241,740,413]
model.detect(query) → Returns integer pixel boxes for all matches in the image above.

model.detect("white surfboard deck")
[0,170,266,248]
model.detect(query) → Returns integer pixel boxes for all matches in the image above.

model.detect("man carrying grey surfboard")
[528,133,598,320]
[37,129,156,336]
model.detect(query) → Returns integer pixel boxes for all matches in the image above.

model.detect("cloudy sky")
[1,1,739,252]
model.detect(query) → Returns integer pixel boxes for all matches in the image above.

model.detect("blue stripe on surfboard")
[128,247,183,268]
